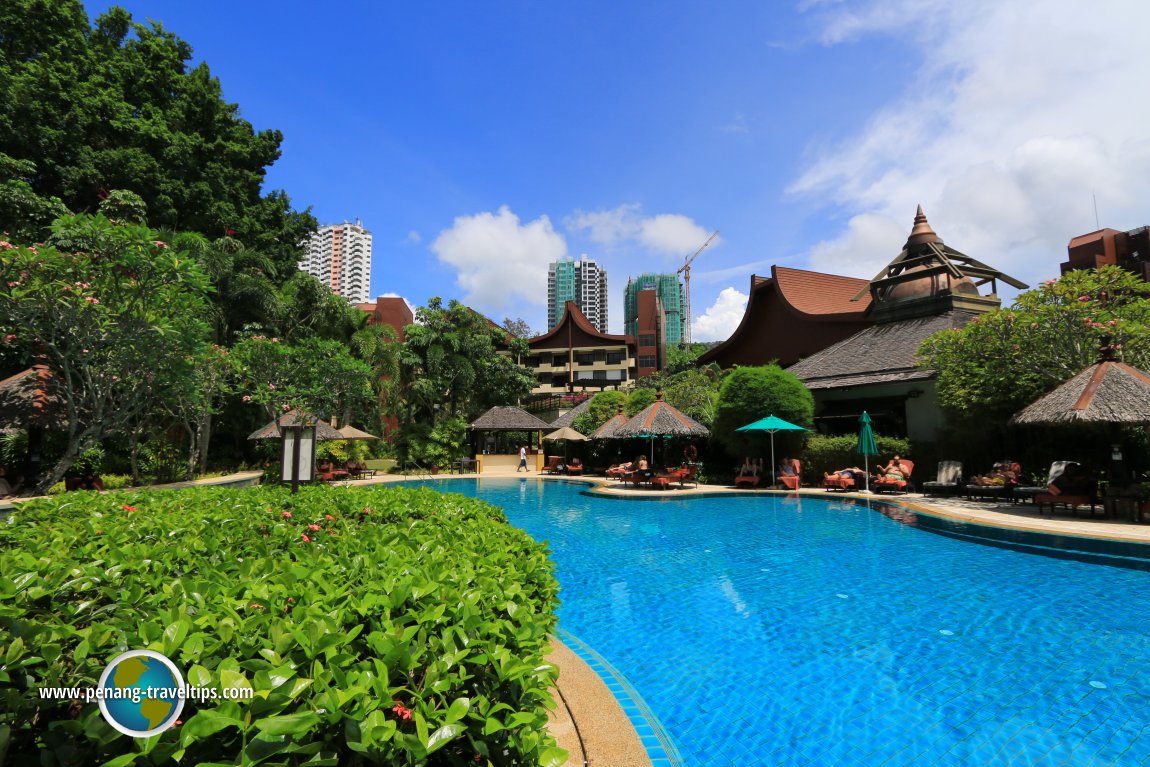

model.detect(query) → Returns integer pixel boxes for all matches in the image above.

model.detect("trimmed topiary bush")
[712,366,814,461]
[0,485,563,765]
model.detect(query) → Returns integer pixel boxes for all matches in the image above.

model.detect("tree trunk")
[198,411,213,475]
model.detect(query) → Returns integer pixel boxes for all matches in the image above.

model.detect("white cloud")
[565,204,717,256]
[807,213,907,280]
[790,0,1150,291]
[693,287,748,343]
[430,206,567,316]
[404,230,421,245]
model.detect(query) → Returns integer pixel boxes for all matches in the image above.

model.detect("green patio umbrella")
[736,414,807,484]
[856,411,879,492]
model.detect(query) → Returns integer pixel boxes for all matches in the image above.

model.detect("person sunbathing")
[824,466,866,483]
[878,456,908,480]
[738,457,758,477]
[971,461,1018,486]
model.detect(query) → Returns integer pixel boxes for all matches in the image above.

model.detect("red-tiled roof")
[773,266,871,316]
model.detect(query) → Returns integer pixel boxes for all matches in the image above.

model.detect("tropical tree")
[502,316,538,339]
[0,213,212,493]
[399,298,536,422]
[0,2,316,276]
[230,336,375,429]
[919,265,1150,422]
[711,365,814,459]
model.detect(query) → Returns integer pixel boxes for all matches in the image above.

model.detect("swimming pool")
[398,479,1150,767]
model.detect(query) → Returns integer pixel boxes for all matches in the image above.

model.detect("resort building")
[630,286,666,380]
[1061,224,1150,280]
[299,220,373,303]
[697,266,874,369]
[786,207,1026,442]
[354,295,413,340]
[517,301,637,397]
[624,273,685,347]
[547,257,608,333]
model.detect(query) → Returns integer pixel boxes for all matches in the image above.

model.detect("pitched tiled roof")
[787,311,976,390]
[0,366,66,434]
[529,301,631,346]
[773,266,872,317]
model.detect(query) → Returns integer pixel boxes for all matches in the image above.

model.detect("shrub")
[0,485,563,765]
[801,434,912,483]
[712,366,814,460]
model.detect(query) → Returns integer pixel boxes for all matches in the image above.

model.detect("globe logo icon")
[97,650,185,737]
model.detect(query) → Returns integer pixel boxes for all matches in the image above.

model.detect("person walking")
[517,445,529,472]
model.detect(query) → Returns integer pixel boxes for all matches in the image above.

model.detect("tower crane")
[676,230,719,345]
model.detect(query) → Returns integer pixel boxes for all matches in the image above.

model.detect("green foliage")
[920,265,1150,421]
[625,388,656,416]
[0,153,69,243]
[0,214,212,494]
[0,485,562,765]
[398,298,536,443]
[0,2,316,279]
[572,391,627,437]
[712,366,814,459]
[231,336,375,427]
[801,434,912,483]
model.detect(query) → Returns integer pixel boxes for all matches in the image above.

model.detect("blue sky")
[84,1,1150,339]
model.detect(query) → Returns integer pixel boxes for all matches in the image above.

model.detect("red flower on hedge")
[391,702,413,720]
[301,533,311,542]
[121,504,136,512]
[308,523,320,531]
[325,514,335,521]
[281,511,292,518]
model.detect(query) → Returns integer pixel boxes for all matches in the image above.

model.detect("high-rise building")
[547,257,608,333]
[624,273,685,346]
[299,220,372,303]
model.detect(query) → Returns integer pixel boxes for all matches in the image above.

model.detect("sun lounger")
[921,461,962,496]
[873,460,915,494]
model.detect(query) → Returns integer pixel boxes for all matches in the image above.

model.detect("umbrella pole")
[770,431,776,489]
[864,455,869,493]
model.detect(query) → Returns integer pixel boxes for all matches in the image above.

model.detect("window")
[606,351,626,364]
[639,334,656,347]
[639,355,657,369]
[593,370,606,380]
[576,353,594,365]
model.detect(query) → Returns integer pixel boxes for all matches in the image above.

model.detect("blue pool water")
[398,479,1150,767]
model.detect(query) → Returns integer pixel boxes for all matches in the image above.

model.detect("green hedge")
[801,435,913,483]
[0,485,563,766]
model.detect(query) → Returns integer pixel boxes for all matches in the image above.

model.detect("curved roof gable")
[773,266,871,317]
[529,301,632,349]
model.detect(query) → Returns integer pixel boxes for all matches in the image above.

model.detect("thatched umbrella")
[1011,343,1150,481]
[248,409,343,493]
[550,398,591,429]
[542,426,589,461]
[617,392,709,463]
[247,409,344,441]
[337,424,380,440]
[592,406,630,440]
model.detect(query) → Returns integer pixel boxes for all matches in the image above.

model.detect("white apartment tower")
[299,220,372,303]
[547,256,608,333]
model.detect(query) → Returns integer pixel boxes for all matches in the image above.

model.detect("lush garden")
[0,485,564,765]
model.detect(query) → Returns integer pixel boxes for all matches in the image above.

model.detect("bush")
[801,434,912,483]
[0,485,563,765]
[712,366,814,460]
